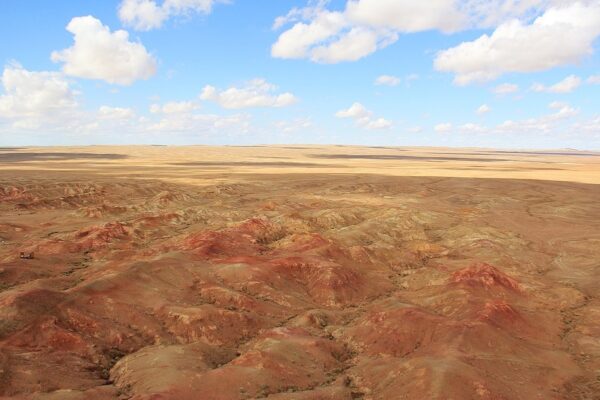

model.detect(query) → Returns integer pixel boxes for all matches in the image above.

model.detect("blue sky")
[0,0,599,148]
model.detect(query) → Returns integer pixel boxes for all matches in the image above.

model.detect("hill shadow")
[172,161,343,168]
[437,151,600,157]
[309,154,510,163]
[483,150,600,157]
[0,152,128,162]
[0,148,26,151]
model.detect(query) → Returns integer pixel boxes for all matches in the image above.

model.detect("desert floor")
[1,145,599,399]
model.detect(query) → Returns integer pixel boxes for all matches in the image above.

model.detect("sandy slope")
[0,146,599,399]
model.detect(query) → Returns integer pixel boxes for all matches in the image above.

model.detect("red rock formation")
[0,173,597,399]
[450,262,522,292]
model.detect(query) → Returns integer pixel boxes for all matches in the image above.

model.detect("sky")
[0,0,599,149]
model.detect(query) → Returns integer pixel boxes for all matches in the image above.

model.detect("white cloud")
[345,0,465,33]
[375,75,401,86]
[150,101,198,114]
[434,122,453,133]
[98,105,136,119]
[366,118,393,130]
[336,102,391,130]
[0,65,144,134]
[477,104,491,115]
[0,63,251,138]
[478,101,580,135]
[273,0,331,30]
[425,101,582,138]
[531,75,582,93]
[272,0,587,65]
[0,65,260,140]
[549,101,568,109]
[136,96,253,136]
[548,101,578,118]
[274,118,313,133]
[118,0,225,31]
[271,0,464,64]
[118,0,167,31]
[271,1,403,64]
[309,27,397,63]
[459,122,485,133]
[335,102,369,119]
[434,3,600,84]
[492,83,519,95]
[271,10,356,62]
[146,112,250,134]
[51,16,157,85]
[199,79,297,109]
[572,116,600,137]
[0,63,78,121]
[587,74,600,84]
[457,0,578,28]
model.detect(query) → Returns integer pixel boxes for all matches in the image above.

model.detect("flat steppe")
[0,146,599,399]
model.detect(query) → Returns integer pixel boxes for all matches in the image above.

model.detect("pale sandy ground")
[1,145,599,185]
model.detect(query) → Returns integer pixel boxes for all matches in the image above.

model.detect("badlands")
[0,145,599,400]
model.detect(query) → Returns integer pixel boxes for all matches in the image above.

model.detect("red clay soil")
[0,173,599,399]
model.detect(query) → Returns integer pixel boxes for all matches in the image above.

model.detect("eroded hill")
[0,146,599,400]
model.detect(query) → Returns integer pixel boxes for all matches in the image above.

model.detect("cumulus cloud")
[272,0,463,63]
[457,0,579,28]
[477,104,491,115]
[375,75,401,86]
[459,122,486,133]
[472,101,580,136]
[435,3,600,84]
[0,64,149,135]
[272,0,589,65]
[548,101,579,118]
[531,75,582,93]
[492,83,519,95]
[366,118,394,130]
[309,27,397,63]
[274,118,313,133]
[118,0,167,31]
[271,9,378,63]
[272,0,458,63]
[273,0,330,29]
[150,101,198,114]
[0,63,254,139]
[118,0,226,31]
[114,100,252,136]
[51,16,157,85]
[572,116,600,138]
[434,122,453,133]
[146,112,250,134]
[335,102,392,130]
[496,107,578,134]
[587,74,600,84]
[427,101,581,138]
[0,63,78,121]
[98,105,136,119]
[345,0,465,33]
[199,79,297,109]
[335,102,369,119]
